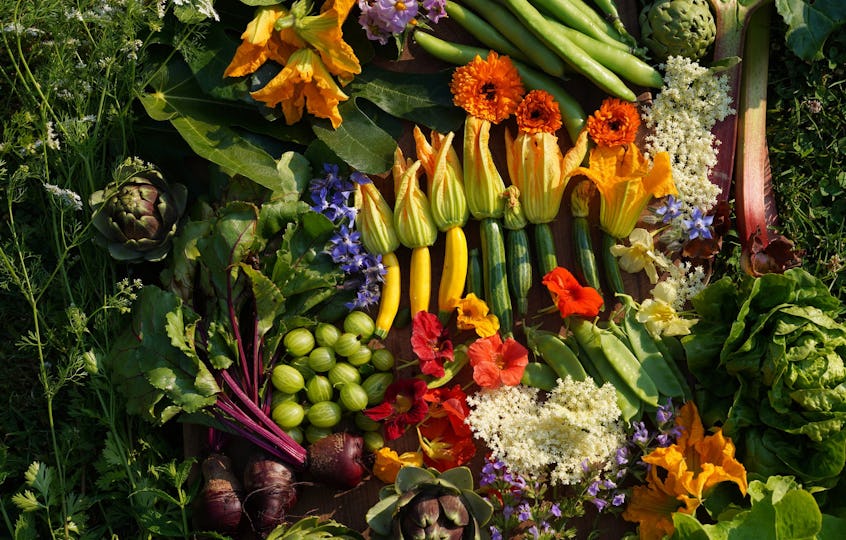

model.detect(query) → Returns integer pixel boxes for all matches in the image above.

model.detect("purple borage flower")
[682,207,715,240]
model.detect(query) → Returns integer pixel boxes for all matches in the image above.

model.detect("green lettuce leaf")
[775,0,846,61]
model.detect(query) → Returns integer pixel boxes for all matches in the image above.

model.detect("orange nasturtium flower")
[467,333,528,388]
[586,97,641,147]
[455,293,499,338]
[450,52,524,219]
[569,143,676,239]
[372,447,424,483]
[223,0,361,128]
[542,267,604,319]
[623,401,747,540]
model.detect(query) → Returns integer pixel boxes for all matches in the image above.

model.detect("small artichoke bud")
[463,115,506,219]
[413,126,468,231]
[502,186,527,230]
[354,178,399,255]
[640,0,716,61]
[571,180,595,219]
[393,160,437,249]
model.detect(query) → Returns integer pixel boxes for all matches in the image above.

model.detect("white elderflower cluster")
[642,56,735,218]
[662,261,709,311]
[466,377,625,486]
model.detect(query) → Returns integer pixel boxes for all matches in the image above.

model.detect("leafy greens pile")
[683,268,846,493]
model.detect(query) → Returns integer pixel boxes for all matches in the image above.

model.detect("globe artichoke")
[366,466,493,540]
[89,164,187,263]
[639,0,716,61]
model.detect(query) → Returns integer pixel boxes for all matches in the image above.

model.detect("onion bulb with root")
[242,453,299,534]
[194,453,244,534]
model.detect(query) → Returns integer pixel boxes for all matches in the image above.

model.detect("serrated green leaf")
[312,99,396,174]
[775,0,846,61]
[350,66,464,133]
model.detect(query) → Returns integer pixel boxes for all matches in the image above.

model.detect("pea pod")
[525,326,588,382]
[655,337,693,401]
[424,345,469,389]
[520,362,559,391]
[570,317,659,408]
[620,298,686,398]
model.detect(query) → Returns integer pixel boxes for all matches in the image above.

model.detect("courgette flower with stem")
[450,51,524,219]
[570,143,676,239]
[224,0,361,127]
[505,90,588,224]
[623,401,747,540]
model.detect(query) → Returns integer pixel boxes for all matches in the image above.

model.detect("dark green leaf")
[775,0,846,61]
[312,99,397,174]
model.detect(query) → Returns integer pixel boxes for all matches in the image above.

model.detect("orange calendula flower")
[249,48,348,128]
[467,333,528,388]
[623,401,747,540]
[570,143,676,239]
[455,294,499,337]
[586,97,641,147]
[542,267,604,319]
[372,447,424,484]
[515,89,562,134]
[450,51,524,124]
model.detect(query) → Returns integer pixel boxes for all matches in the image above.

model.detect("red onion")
[194,453,244,534]
[307,432,367,490]
[242,454,298,534]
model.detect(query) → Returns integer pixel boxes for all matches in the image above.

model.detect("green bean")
[527,0,626,49]
[602,232,627,297]
[412,31,586,143]
[498,0,637,101]
[545,18,663,88]
[571,317,659,407]
[525,326,589,382]
[521,361,559,391]
[459,0,567,78]
[585,0,637,46]
[444,1,529,63]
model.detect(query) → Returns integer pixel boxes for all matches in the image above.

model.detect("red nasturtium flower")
[542,267,605,319]
[418,385,476,471]
[467,333,529,388]
[365,378,429,441]
[410,310,454,378]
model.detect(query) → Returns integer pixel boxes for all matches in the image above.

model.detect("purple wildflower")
[591,497,608,512]
[358,0,419,44]
[615,446,629,466]
[682,207,714,240]
[612,492,626,506]
[632,421,649,444]
[587,480,600,497]
[490,526,503,540]
[655,194,683,223]
[550,503,562,518]
[527,525,540,538]
[517,502,532,521]
[421,0,446,21]
[656,398,675,425]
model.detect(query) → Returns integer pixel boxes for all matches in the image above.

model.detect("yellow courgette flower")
[223,0,360,128]
[354,178,399,256]
[455,294,499,338]
[623,401,747,540]
[223,5,295,77]
[285,0,361,84]
[449,52,524,219]
[504,90,587,224]
[413,126,468,231]
[393,159,437,249]
[570,143,675,239]
[249,48,348,128]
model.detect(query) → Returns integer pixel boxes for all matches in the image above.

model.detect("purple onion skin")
[307,432,367,490]
[242,455,299,534]
[194,453,244,534]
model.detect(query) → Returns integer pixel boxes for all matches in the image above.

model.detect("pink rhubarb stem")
[708,0,770,201]
[735,3,774,247]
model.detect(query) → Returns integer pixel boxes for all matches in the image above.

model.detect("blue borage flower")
[682,206,715,240]
[308,164,385,310]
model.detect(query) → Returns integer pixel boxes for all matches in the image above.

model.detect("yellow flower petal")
[355,181,399,255]
[571,144,676,238]
[463,115,506,219]
[413,127,468,230]
[504,129,567,223]
[224,5,294,78]
[456,294,500,337]
[609,228,669,284]
[373,447,424,484]
[394,161,438,249]
[290,0,360,84]
[249,49,348,128]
